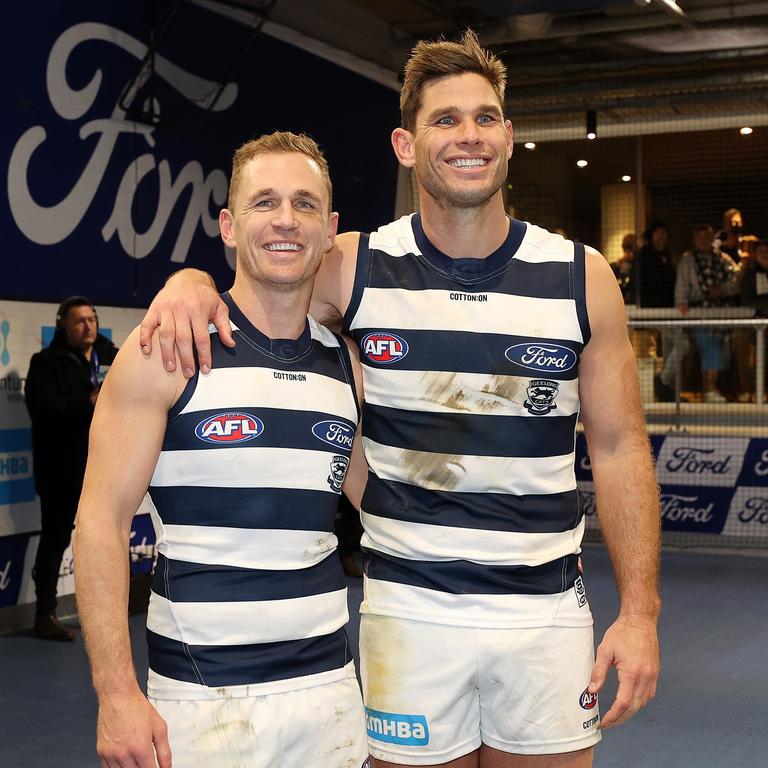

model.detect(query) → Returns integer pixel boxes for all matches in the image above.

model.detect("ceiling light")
[524,142,536,149]
[740,126,753,136]
[577,160,588,168]
[654,0,685,17]
[622,175,632,182]
[586,110,597,140]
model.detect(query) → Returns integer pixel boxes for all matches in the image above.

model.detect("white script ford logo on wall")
[505,343,576,372]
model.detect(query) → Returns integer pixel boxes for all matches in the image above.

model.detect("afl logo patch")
[361,332,409,364]
[579,688,598,710]
[312,420,355,450]
[195,412,264,444]
[505,343,577,372]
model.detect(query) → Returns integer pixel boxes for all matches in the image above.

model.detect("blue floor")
[2,547,767,767]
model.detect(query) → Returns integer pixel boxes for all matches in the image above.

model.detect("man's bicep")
[81,335,178,526]
[580,252,647,456]
[580,333,645,458]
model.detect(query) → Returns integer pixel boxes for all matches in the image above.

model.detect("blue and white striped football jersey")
[146,293,360,699]
[343,214,592,629]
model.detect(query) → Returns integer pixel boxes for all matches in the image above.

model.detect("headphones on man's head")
[55,296,99,329]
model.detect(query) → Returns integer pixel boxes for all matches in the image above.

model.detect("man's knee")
[479,745,593,768]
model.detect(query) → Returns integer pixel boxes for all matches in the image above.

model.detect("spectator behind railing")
[633,222,688,401]
[740,234,759,267]
[740,240,768,403]
[634,222,676,308]
[612,232,636,304]
[675,225,739,403]
[713,207,743,264]
[741,240,768,317]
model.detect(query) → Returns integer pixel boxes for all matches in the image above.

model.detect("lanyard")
[90,348,100,388]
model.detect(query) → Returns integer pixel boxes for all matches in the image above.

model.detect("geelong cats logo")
[524,379,559,415]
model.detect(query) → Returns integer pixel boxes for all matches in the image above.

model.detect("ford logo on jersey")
[505,343,576,372]
[312,420,355,450]
[579,688,598,710]
[195,412,264,444]
[361,332,409,364]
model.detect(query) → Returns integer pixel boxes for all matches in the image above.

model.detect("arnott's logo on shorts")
[505,343,576,372]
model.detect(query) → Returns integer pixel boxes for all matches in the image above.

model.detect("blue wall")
[2,0,400,306]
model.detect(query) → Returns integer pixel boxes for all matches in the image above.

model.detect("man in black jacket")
[25,297,118,640]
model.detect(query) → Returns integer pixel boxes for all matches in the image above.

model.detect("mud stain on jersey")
[404,451,467,490]
[478,374,528,410]
[421,371,527,413]
[303,534,336,561]
[421,372,471,411]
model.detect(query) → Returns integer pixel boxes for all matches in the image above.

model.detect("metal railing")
[627,308,768,431]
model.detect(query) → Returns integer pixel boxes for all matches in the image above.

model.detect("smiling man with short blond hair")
[74,132,369,768]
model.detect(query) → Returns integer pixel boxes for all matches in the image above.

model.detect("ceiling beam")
[513,109,768,142]
[504,46,768,82]
[480,2,768,44]
[192,0,401,90]
[505,84,768,118]
[647,0,696,30]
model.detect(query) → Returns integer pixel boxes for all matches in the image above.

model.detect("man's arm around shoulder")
[74,328,186,768]
[310,231,361,331]
[579,247,661,730]
[138,267,233,377]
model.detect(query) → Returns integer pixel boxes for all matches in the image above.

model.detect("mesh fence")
[508,125,768,551]
[579,315,768,551]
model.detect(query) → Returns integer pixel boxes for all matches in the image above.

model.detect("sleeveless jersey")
[343,214,592,629]
[146,293,360,699]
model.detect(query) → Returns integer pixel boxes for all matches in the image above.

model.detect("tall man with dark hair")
[25,296,118,640]
[138,32,660,768]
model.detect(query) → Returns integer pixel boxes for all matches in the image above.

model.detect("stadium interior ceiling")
[194,0,768,140]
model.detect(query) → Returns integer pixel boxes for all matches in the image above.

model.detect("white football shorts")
[360,615,601,765]
[149,670,369,768]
